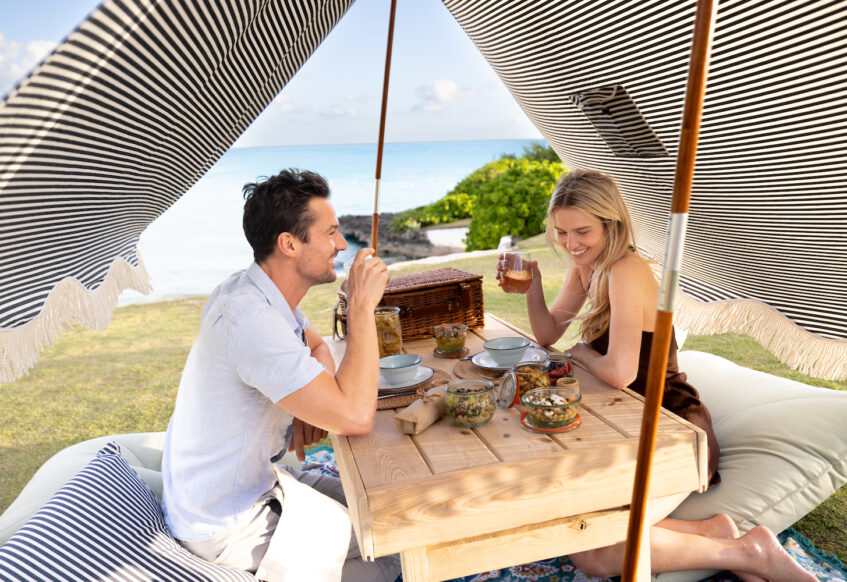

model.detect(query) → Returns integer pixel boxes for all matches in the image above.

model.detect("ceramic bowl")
[379,354,423,385]
[521,386,581,429]
[444,379,496,428]
[482,336,530,367]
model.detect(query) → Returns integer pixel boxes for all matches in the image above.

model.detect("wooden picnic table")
[327,313,708,582]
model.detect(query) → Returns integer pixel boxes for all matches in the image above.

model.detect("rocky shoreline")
[338,213,463,260]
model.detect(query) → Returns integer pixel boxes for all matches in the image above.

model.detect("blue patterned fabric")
[301,444,340,478]
[0,443,253,581]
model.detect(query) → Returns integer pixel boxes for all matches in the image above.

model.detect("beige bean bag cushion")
[654,351,847,582]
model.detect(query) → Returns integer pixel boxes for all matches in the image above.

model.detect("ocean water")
[120,139,540,305]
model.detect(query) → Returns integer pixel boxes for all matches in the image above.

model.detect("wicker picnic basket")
[333,267,484,340]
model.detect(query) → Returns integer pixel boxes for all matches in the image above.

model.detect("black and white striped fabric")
[0,442,253,581]
[2,0,845,380]
[0,0,354,383]
[444,0,847,379]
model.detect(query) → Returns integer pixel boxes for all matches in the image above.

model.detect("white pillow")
[654,351,847,582]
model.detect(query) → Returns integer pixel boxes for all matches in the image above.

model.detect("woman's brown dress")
[589,328,721,486]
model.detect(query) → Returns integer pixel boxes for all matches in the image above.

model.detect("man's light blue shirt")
[162,262,326,542]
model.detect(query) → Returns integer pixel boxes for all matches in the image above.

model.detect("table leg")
[400,547,429,582]
[637,500,651,580]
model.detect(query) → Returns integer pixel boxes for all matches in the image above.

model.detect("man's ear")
[277,232,299,258]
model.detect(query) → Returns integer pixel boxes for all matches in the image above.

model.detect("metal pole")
[621,0,718,578]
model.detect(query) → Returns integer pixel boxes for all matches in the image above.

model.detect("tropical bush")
[520,142,561,163]
[389,192,475,234]
[388,142,566,248]
[465,158,565,250]
[389,158,515,234]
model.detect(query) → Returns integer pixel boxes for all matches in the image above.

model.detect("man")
[161,169,399,581]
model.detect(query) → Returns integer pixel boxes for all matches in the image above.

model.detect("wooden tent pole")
[621,0,718,579]
[372,0,398,253]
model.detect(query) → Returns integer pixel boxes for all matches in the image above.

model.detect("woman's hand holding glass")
[496,251,540,294]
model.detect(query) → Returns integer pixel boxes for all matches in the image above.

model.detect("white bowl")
[482,337,531,367]
[379,354,423,385]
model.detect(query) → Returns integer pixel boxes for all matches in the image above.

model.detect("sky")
[0,0,542,146]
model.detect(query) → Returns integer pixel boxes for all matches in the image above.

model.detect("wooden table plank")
[550,405,630,449]
[363,433,701,556]
[474,407,566,462]
[331,432,375,560]
[412,415,499,473]
[420,508,630,582]
[349,410,432,489]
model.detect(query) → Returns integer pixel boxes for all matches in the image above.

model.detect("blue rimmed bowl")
[379,353,423,385]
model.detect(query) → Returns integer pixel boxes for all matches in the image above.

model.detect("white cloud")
[271,93,297,113]
[0,33,57,91]
[412,79,474,112]
[26,39,56,62]
[319,105,357,119]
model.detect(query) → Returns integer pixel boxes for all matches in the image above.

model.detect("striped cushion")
[0,443,252,582]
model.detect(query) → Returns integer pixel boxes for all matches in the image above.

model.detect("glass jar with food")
[521,386,581,429]
[496,361,551,408]
[375,306,403,358]
[546,352,573,382]
[444,379,495,428]
[433,323,468,354]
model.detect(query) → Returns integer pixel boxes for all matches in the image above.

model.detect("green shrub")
[465,159,565,250]
[389,158,515,233]
[388,144,564,240]
[520,142,561,163]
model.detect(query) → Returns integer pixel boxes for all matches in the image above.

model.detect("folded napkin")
[393,386,447,434]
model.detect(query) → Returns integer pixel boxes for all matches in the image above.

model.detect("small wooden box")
[333,268,484,340]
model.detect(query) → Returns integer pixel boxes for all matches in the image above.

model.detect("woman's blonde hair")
[546,169,639,341]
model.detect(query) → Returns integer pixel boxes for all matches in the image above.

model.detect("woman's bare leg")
[569,523,816,582]
[657,513,738,538]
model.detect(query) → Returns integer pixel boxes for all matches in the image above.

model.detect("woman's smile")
[551,207,607,266]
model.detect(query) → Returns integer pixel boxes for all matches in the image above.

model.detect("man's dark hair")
[242,169,331,262]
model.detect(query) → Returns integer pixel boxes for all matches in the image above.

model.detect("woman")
[503,169,814,581]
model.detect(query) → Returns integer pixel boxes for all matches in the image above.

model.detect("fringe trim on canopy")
[674,293,847,381]
[0,257,152,385]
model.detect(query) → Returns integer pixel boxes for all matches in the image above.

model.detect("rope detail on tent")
[675,295,847,380]
[0,258,151,384]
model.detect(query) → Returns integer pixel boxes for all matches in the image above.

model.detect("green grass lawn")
[1,243,844,561]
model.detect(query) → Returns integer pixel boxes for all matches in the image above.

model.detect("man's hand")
[289,417,329,462]
[346,248,390,312]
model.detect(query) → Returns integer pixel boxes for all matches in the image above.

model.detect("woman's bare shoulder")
[609,253,656,284]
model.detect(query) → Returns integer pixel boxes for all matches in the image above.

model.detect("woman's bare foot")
[736,525,817,582]
[703,515,767,582]
[704,513,740,539]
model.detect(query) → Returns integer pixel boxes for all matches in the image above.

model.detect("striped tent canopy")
[1,0,845,383]
[0,0,355,383]
[443,0,847,379]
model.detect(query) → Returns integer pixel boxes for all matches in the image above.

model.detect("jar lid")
[495,370,519,408]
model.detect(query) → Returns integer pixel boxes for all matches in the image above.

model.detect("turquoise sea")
[120,139,541,305]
